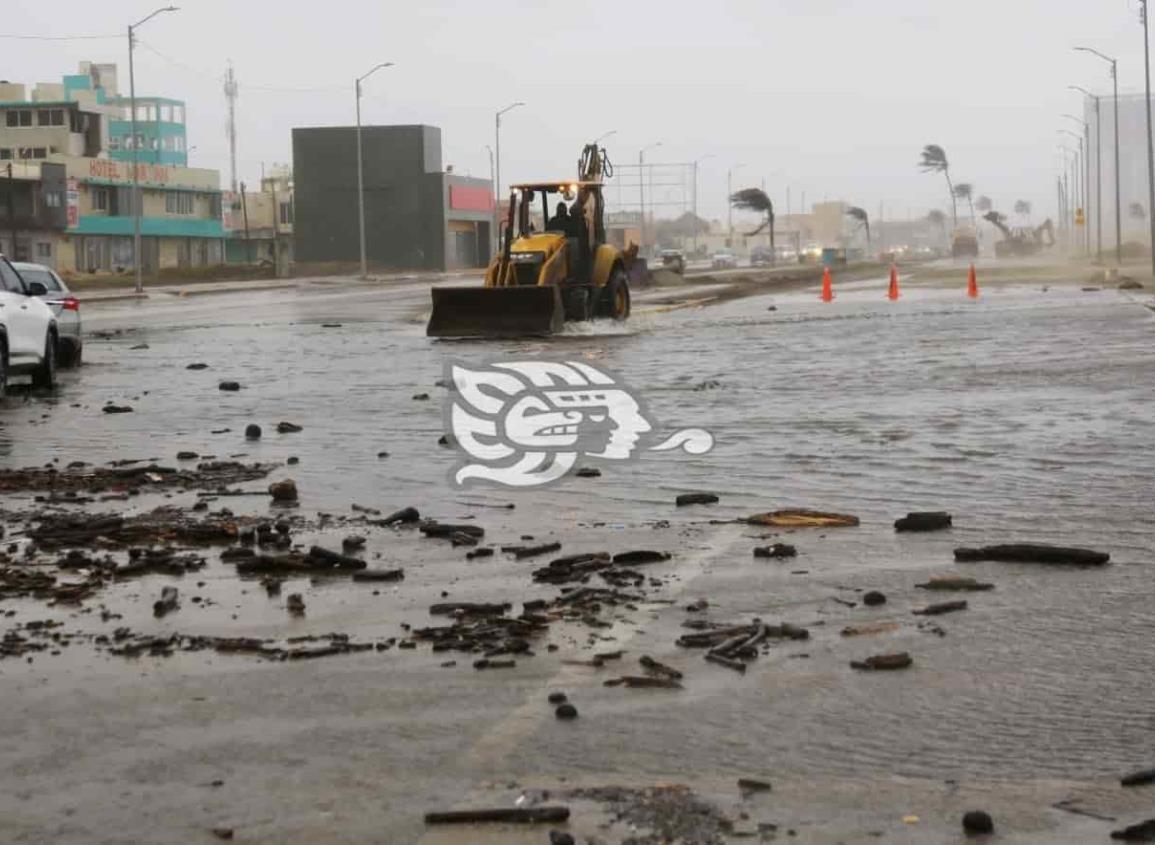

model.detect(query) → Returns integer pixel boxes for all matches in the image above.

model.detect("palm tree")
[1014,200,1031,219]
[845,206,870,244]
[976,195,993,213]
[953,183,976,226]
[919,144,957,227]
[729,188,775,254]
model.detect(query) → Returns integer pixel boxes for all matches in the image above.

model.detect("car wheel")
[601,269,630,321]
[32,332,57,390]
[59,339,81,368]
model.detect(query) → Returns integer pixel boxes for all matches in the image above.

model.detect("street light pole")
[1071,85,1103,262]
[494,101,525,258]
[355,61,393,279]
[127,5,178,293]
[1063,113,1090,254]
[638,141,662,254]
[1060,129,1084,252]
[1142,0,1155,275]
[1076,47,1122,264]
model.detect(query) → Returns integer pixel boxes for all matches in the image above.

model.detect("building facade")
[293,124,492,272]
[0,63,222,273]
[223,165,294,273]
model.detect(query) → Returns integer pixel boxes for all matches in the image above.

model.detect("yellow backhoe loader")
[426,144,631,338]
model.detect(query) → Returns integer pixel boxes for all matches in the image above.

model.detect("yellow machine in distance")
[426,144,630,338]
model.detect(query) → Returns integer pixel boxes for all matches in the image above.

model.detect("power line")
[137,39,344,93]
[0,33,118,41]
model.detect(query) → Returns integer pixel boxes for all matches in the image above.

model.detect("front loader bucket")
[426,286,565,339]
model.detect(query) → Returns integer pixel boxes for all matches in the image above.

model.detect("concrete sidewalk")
[75,267,482,304]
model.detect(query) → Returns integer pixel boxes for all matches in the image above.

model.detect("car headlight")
[508,252,544,264]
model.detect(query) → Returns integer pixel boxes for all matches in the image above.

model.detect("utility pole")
[355,61,394,278]
[224,61,238,193]
[240,180,250,263]
[6,163,15,257]
[128,6,178,293]
[1142,0,1155,275]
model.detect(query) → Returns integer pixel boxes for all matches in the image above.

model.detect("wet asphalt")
[1,266,1154,844]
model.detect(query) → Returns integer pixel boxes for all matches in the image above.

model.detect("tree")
[919,144,957,227]
[655,212,711,244]
[729,188,775,254]
[845,206,870,244]
[926,209,948,244]
[976,195,993,213]
[953,182,976,226]
[1014,200,1031,219]
[1130,201,1146,220]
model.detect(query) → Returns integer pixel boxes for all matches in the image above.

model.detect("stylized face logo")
[446,360,711,488]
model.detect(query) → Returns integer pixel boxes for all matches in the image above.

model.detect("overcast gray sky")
[5,0,1151,225]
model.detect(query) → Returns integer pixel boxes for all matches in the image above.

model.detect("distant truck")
[950,229,979,259]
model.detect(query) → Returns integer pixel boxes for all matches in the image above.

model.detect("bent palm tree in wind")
[954,183,976,226]
[1014,200,1032,219]
[926,209,948,245]
[845,206,870,244]
[729,188,775,254]
[919,145,957,227]
[976,195,993,213]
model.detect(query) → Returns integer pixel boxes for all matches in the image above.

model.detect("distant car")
[13,262,81,366]
[711,252,737,270]
[0,254,58,395]
[750,246,776,267]
[659,250,685,274]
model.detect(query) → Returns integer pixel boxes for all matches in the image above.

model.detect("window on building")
[165,192,194,214]
[173,105,184,123]
[31,148,46,159]
[70,110,84,133]
[35,242,52,260]
[108,136,121,151]
[159,104,172,122]
[279,201,294,225]
[0,149,10,160]
[6,109,32,128]
[50,109,64,126]
[92,187,109,212]
[5,111,16,128]
[175,136,185,152]
[19,110,31,127]
[44,191,61,208]
[37,110,51,126]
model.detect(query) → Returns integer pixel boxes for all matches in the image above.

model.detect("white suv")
[0,254,58,395]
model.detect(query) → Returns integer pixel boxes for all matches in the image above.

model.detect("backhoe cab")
[426,144,630,338]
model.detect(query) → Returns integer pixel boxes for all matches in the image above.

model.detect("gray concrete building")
[1082,91,1155,252]
[292,124,493,272]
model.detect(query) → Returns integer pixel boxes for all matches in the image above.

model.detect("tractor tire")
[600,269,631,320]
[31,331,57,391]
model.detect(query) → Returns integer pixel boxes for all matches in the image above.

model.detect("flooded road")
[2,268,1153,844]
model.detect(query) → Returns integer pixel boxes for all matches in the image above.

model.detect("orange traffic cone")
[820,266,834,302]
[967,263,979,298]
[887,264,900,301]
